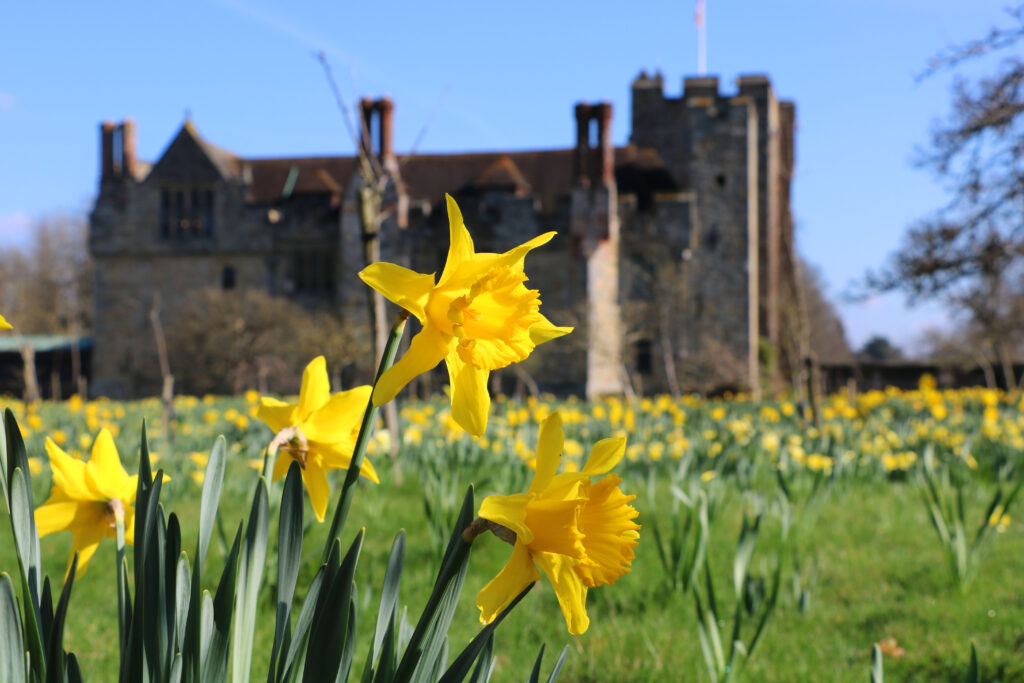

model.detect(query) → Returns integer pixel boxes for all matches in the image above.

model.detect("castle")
[89,72,798,399]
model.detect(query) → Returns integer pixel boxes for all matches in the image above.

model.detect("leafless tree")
[864,6,1024,386]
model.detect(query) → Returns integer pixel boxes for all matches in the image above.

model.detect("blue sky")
[0,1,1010,351]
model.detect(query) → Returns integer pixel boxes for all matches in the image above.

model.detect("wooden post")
[20,344,40,404]
[150,294,176,443]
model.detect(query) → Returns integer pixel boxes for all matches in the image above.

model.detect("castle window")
[705,224,720,252]
[159,185,216,239]
[290,250,335,294]
[715,173,727,189]
[636,339,653,375]
[221,266,236,290]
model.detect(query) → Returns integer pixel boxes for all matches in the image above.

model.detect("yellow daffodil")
[474,413,639,635]
[34,429,139,574]
[0,313,11,330]
[258,356,378,522]
[359,194,572,436]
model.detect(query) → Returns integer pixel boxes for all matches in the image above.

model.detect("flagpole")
[696,0,707,75]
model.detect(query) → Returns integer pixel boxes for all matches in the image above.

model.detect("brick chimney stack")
[358,97,396,169]
[121,118,138,179]
[573,102,614,187]
[100,121,116,180]
[594,101,614,186]
[574,103,591,186]
[378,96,395,167]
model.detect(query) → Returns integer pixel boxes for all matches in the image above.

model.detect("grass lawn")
[3,426,1022,682]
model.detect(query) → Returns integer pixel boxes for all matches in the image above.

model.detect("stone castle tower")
[89,73,797,399]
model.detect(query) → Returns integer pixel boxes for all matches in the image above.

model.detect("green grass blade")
[269,462,304,683]
[394,486,475,683]
[198,437,228,573]
[10,468,45,680]
[372,530,406,670]
[280,566,327,683]
[0,573,27,683]
[544,645,569,683]
[44,552,77,683]
[526,644,545,683]
[465,634,494,683]
[200,524,243,683]
[438,583,533,683]
[303,530,364,683]
[175,554,191,654]
[232,478,269,683]
[962,642,978,683]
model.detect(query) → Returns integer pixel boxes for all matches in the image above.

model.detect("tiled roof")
[164,130,676,212]
[399,148,576,213]
[245,156,358,203]
[471,155,532,194]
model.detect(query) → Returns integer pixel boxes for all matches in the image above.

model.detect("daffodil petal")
[494,231,556,272]
[357,456,380,485]
[298,356,330,421]
[35,501,81,537]
[313,440,381,485]
[45,438,91,501]
[271,451,294,482]
[439,194,476,287]
[476,542,539,625]
[302,385,371,443]
[69,532,104,577]
[373,326,449,406]
[302,460,330,523]
[530,413,564,494]
[529,319,574,346]
[447,353,490,437]
[582,437,627,477]
[358,262,436,322]
[0,313,11,330]
[125,507,136,545]
[84,429,129,501]
[258,396,296,434]
[478,493,533,544]
[533,551,590,635]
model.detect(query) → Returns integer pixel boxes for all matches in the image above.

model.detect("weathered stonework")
[89,73,796,398]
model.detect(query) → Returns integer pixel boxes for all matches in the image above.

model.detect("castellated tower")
[88,72,796,398]
[625,72,796,395]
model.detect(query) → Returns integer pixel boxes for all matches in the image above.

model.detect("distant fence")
[818,361,1024,394]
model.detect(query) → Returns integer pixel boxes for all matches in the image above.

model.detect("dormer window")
[160,186,215,238]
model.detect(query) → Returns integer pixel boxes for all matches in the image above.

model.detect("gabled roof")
[148,120,242,184]
[471,156,532,194]
[187,122,242,179]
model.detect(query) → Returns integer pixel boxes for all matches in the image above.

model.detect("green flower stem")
[112,500,127,657]
[400,536,472,664]
[321,309,409,562]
